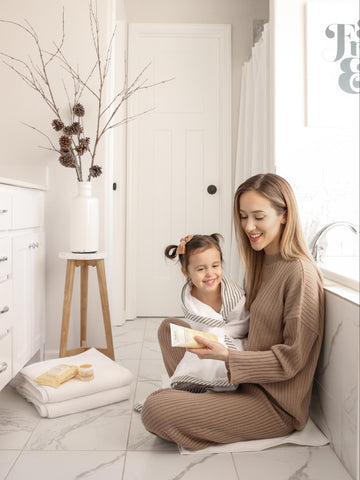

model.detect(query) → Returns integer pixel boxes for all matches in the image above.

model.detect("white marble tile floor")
[0,318,354,480]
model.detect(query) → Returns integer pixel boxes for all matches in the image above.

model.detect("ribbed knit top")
[228,253,324,429]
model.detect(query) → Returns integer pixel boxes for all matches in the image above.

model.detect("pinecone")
[59,152,75,168]
[73,103,85,117]
[63,125,72,135]
[80,137,90,147]
[75,144,86,156]
[52,119,64,131]
[63,122,83,136]
[89,165,102,178]
[59,135,72,150]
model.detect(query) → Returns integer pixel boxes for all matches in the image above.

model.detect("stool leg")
[60,260,76,357]
[96,259,115,360]
[80,264,89,348]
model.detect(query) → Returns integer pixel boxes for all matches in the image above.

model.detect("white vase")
[70,181,99,253]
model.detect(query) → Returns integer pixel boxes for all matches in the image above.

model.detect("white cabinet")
[12,231,45,374]
[0,181,45,389]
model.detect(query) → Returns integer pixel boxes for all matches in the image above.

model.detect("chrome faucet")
[310,221,358,262]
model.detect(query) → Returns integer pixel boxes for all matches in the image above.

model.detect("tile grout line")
[4,450,22,480]
[231,452,241,480]
[122,318,148,479]
[4,410,43,478]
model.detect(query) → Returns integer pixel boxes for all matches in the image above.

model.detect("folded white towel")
[179,418,328,454]
[16,381,132,418]
[19,348,134,403]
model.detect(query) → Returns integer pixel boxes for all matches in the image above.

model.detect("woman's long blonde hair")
[233,173,322,309]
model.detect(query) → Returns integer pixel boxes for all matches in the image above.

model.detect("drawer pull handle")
[0,209,8,215]
[0,362,7,374]
[0,306,9,314]
[0,256,8,262]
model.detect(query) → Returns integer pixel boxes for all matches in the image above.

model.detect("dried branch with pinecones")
[0,2,171,182]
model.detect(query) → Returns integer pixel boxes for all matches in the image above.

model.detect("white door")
[126,24,232,317]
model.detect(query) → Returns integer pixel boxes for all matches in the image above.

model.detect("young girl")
[141,174,324,451]
[164,234,249,392]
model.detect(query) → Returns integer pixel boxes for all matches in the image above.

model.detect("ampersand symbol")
[338,57,360,94]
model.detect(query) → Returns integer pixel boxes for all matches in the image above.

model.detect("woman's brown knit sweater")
[228,253,324,429]
[141,253,324,450]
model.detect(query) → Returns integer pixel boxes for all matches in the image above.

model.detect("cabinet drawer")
[0,237,11,277]
[0,192,11,230]
[0,329,12,391]
[12,188,44,229]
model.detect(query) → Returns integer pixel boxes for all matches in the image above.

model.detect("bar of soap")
[34,364,78,388]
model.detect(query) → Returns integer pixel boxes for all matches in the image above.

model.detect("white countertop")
[0,176,47,191]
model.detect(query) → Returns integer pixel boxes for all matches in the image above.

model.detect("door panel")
[127,24,231,317]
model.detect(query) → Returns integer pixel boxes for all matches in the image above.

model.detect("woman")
[141,173,324,451]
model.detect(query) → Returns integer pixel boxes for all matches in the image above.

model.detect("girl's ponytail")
[164,244,178,259]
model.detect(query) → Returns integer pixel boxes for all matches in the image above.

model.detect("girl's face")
[183,247,222,294]
[239,190,286,256]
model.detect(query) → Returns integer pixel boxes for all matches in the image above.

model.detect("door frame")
[125,23,232,319]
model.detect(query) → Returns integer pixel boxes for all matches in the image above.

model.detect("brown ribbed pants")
[141,318,294,451]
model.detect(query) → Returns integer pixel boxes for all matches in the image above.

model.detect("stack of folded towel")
[16,348,134,418]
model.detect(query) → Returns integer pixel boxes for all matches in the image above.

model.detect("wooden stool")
[59,252,115,360]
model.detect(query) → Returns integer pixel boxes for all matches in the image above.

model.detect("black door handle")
[207,185,217,195]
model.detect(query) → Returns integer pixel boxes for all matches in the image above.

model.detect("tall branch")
[0,0,172,183]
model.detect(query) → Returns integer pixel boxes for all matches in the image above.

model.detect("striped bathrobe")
[170,277,249,392]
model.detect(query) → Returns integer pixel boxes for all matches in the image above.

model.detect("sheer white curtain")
[229,23,274,283]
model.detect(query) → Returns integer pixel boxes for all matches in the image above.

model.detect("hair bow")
[176,235,194,255]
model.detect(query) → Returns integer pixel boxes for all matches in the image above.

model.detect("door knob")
[207,185,217,195]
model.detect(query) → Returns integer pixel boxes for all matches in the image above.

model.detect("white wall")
[0,0,116,355]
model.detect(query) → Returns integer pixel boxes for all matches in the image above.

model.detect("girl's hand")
[187,336,229,362]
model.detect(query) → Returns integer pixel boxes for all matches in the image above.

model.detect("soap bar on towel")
[19,348,134,403]
[34,364,78,388]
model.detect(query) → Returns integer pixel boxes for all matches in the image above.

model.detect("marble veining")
[26,402,132,451]
[170,454,214,480]
[74,453,125,479]
[310,290,359,479]
[288,449,312,480]
[0,317,354,480]
[316,320,343,377]
[344,385,357,416]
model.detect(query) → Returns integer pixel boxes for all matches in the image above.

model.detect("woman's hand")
[187,336,229,362]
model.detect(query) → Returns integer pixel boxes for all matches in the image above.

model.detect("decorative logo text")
[324,21,360,94]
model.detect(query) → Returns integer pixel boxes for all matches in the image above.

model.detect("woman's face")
[239,190,286,256]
